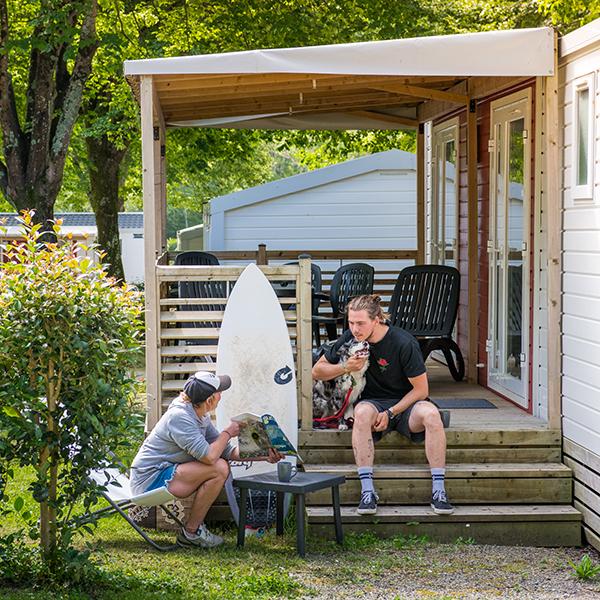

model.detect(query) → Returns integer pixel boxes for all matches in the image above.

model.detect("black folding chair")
[388,264,464,381]
[313,263,375,345]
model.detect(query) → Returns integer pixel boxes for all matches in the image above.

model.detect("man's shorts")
[356,398,437,444]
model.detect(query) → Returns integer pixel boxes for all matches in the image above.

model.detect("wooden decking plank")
[300,429,561,447]
[564,456,600,490]
[306,477,572,505]
[574,500,600,538]
[307,504,581,523]
[564,438,600,474]
[302,448,562,464]
[307,518,582,546]
[583,524,600,553]
[304,463,572,478]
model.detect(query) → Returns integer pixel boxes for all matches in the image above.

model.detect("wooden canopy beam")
[163,97,419,121]
[369,83,469,105]
[153,73,462,93]
[161,88,410,110]
[349,110,417,128]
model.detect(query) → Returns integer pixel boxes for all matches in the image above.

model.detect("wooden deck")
[149,262,579,546]
[298,362,581,546]
[426,360,548,431]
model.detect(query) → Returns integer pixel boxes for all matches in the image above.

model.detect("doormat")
[431,398,497,409]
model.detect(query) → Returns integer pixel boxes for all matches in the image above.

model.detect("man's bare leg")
[407,401,446,468]
[168,458,230,532]
[408,401,454,514]
[352,402,380,514]
[352,402,379,467]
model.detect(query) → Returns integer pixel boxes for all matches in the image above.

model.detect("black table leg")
[332,485,344,545]
[276,492,284,536]
[237,488,247,548]
[296,493,306,558]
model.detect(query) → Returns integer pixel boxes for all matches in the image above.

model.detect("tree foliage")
[539,0,600,32]
[0,0,99,229]
[0,212,143,570]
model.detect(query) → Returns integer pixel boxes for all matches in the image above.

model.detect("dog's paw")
[338,421,349,431]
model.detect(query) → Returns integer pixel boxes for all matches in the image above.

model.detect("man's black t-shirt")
[324,326,426,400]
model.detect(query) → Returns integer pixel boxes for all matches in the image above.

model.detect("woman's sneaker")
[177,524,224,548]
[357,491,379,515]
[431,490,455,515]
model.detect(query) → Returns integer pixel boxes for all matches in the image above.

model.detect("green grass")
[3,460,600,599]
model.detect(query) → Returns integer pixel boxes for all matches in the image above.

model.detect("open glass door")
[431,119,459,267]
[487,90,531,407]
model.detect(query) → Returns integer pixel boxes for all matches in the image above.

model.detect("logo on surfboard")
[274,366,293,385]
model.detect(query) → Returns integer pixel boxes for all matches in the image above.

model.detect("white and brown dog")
[313,339,370,430]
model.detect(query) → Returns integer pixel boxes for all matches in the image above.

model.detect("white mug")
[277,461,297,482]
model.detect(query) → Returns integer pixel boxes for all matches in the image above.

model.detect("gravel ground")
[296,542,600,599]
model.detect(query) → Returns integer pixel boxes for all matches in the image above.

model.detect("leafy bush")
[0,212,143,582]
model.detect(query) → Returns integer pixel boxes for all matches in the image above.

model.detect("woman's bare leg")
[168,459,229,532]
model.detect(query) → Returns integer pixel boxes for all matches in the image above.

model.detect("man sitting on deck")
[312,294,454,516]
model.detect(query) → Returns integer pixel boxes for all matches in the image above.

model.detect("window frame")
[572,73,595,202]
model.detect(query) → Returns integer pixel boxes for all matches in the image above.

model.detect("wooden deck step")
[307,504,582,546]
[300,429,562,447]
[299,429,562,464]
[303,463,573,505]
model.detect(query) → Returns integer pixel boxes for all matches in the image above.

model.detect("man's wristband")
[385,408,395,421]
[223,430,232,440]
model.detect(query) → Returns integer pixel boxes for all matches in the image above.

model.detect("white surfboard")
[216,264,297,523]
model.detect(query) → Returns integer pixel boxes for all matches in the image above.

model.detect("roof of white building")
[210,149,415,213]
[0,212,144,229]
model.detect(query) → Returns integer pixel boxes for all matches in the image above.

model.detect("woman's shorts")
[146,464,177,492]
[357,398,436,444]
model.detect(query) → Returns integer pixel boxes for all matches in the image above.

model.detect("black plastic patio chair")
[174,250,224,313]
[172,251,224,371]
[313,262,375,345]
[275,260,323,346]
[388,264,464,381]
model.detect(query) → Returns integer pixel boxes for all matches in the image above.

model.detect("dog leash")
[313,387,354,429]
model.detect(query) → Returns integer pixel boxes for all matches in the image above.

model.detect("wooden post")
[416,123,425,265]
[257,243,268,265]
[466,96,479,383]
[141,75,162,430]
[298,257,313,431]
[153,88,167,251]
[545,34,561,430]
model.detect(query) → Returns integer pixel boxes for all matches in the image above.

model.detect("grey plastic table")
[233,471,345,557]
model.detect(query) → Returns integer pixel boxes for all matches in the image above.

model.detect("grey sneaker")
[431,490,455,515]
[357,491,379,515]
[177,524,224,548]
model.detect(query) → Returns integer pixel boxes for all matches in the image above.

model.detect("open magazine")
[232,412,302,462]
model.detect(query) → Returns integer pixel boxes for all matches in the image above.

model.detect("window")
[572,74,595,201]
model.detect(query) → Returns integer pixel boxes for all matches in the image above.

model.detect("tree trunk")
[86,135,128,281]
[0,0,98,240]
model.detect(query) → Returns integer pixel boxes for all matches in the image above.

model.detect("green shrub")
[0,211,143,583]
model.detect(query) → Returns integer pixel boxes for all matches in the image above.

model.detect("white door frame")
[430,118,460,267]
[487,89,532,408]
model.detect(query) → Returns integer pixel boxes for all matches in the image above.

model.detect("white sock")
[431,467,446,495]
[358,467,375,494]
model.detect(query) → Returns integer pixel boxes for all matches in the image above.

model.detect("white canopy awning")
[125,28,554,77]
[124,27,555,129]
